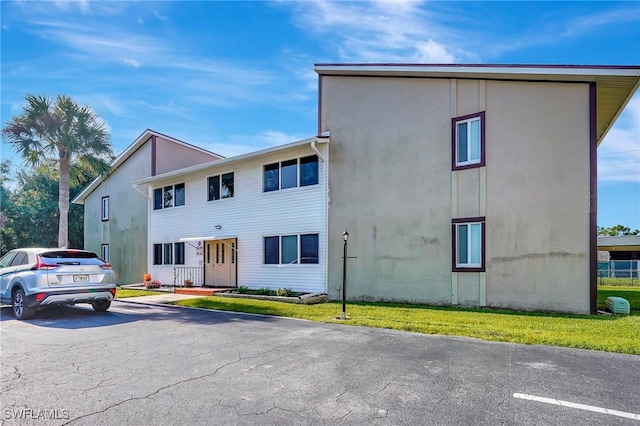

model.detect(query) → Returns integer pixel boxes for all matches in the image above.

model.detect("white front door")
[205,239,237,287]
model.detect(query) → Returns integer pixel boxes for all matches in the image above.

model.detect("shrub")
[237,285,250,294]
[276,288,300,297]
[255,287,275,296]
[145,279,162,289]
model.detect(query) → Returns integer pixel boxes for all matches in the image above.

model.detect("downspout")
[133,183,151,198]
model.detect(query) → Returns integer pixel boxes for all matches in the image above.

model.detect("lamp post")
[341,229,349,320]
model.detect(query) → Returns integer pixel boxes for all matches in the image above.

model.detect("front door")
[204,239,237,287]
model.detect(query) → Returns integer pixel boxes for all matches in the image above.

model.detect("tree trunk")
[58,154,70,248]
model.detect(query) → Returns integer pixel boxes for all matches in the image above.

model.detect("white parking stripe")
[513,393,640,421]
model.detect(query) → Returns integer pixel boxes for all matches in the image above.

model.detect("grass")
[115,287,164,298]
[170,286,640,355]
[597,277,639,287]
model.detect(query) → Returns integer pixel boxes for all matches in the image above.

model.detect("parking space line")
[513,393,640,421]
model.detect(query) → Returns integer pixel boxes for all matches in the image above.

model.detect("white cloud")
[287,0,466,63]
[598,93,640,183]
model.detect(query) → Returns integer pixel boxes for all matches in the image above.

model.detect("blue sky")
[1,1,639,229]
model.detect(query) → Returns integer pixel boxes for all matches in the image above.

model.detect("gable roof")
[73,129,222,204]
[314,64,640,145]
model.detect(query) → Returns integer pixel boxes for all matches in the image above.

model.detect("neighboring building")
[316,64,640,314]
[72,129,222,285]
[132,137,329,292]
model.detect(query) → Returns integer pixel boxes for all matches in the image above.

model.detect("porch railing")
[173,267,204,286]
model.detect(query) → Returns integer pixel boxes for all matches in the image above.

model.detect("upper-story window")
[452,112,485,170]
[101,196,109,221]
[153,183,185,210]
[208,172,234,201]
[263,155,319,192]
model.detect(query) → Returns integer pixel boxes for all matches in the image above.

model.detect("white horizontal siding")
[148,144,328,293]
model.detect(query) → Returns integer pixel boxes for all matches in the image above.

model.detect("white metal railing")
[173,267,204,286]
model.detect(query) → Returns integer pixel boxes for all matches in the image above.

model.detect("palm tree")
[2,94,113,248]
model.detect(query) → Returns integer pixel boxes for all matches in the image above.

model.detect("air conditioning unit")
[605,297,630,315]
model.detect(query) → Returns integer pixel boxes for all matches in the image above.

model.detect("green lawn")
[115,288,164,298]
[170,287,640,355]
[114,286,639,354]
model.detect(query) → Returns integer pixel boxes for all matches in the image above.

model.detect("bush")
[276,288,300,297]
[237,285,250,294]
[255,287,275,296]
[145,279,162,289]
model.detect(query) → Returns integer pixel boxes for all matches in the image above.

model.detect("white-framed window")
[263,155,319,192]
[174,242,185,265]
[452,112,485,170]
[101,244,109,262]
[101,196,109,221]
[264,234,319,265]
[208,172,234,201]
[153,183,185,210]
[452,217,485,272]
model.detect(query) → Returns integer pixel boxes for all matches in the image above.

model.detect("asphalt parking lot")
[1,299,639,425]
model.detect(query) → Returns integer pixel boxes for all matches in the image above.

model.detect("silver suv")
[0,248,116,320]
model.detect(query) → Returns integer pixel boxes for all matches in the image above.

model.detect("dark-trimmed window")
[208,172,234,201]
[101,244,109,262]
[101,196,109,221]
[154,183,185,210]
[452,217,485,272]
[263,234,319,265]
[174,242,185,265]
[153,244,163,265]
[263,155,319,192]
[163,243,173,264]
[452,112,485,170]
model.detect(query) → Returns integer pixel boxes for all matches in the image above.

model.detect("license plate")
[73,274,89,282]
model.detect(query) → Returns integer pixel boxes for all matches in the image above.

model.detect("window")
[154,184,185,210]
[154,243,180,265]
[263,155,319,192]
[452,112,485,170]
[101,244,109,262]
[208,172,234,201]
[174,242,185,265]
[452,217,485,272]
[263,234,319,265]
[175,183,185,207]
[163,243,173,264]
[153,244,163,265]
[101,196,109,221]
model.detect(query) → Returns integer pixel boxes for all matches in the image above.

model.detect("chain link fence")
[597,260,639,286]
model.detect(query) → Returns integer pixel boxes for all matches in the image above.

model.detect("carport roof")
[598,235,640,252]
[314,63,640,145]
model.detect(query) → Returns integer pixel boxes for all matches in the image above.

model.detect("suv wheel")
[12,288,36,320]
[92,300,111,312]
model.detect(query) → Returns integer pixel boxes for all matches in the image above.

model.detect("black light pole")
[341,229,349,320]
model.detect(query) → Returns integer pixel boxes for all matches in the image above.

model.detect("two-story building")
[132,137,329,293]
[316,64,640,314]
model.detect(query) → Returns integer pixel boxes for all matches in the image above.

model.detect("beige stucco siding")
[322,76,453,304]
[84,141,152,284]
[484,80,590,312]
[321,75,591,313]
[155,136,220,175]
